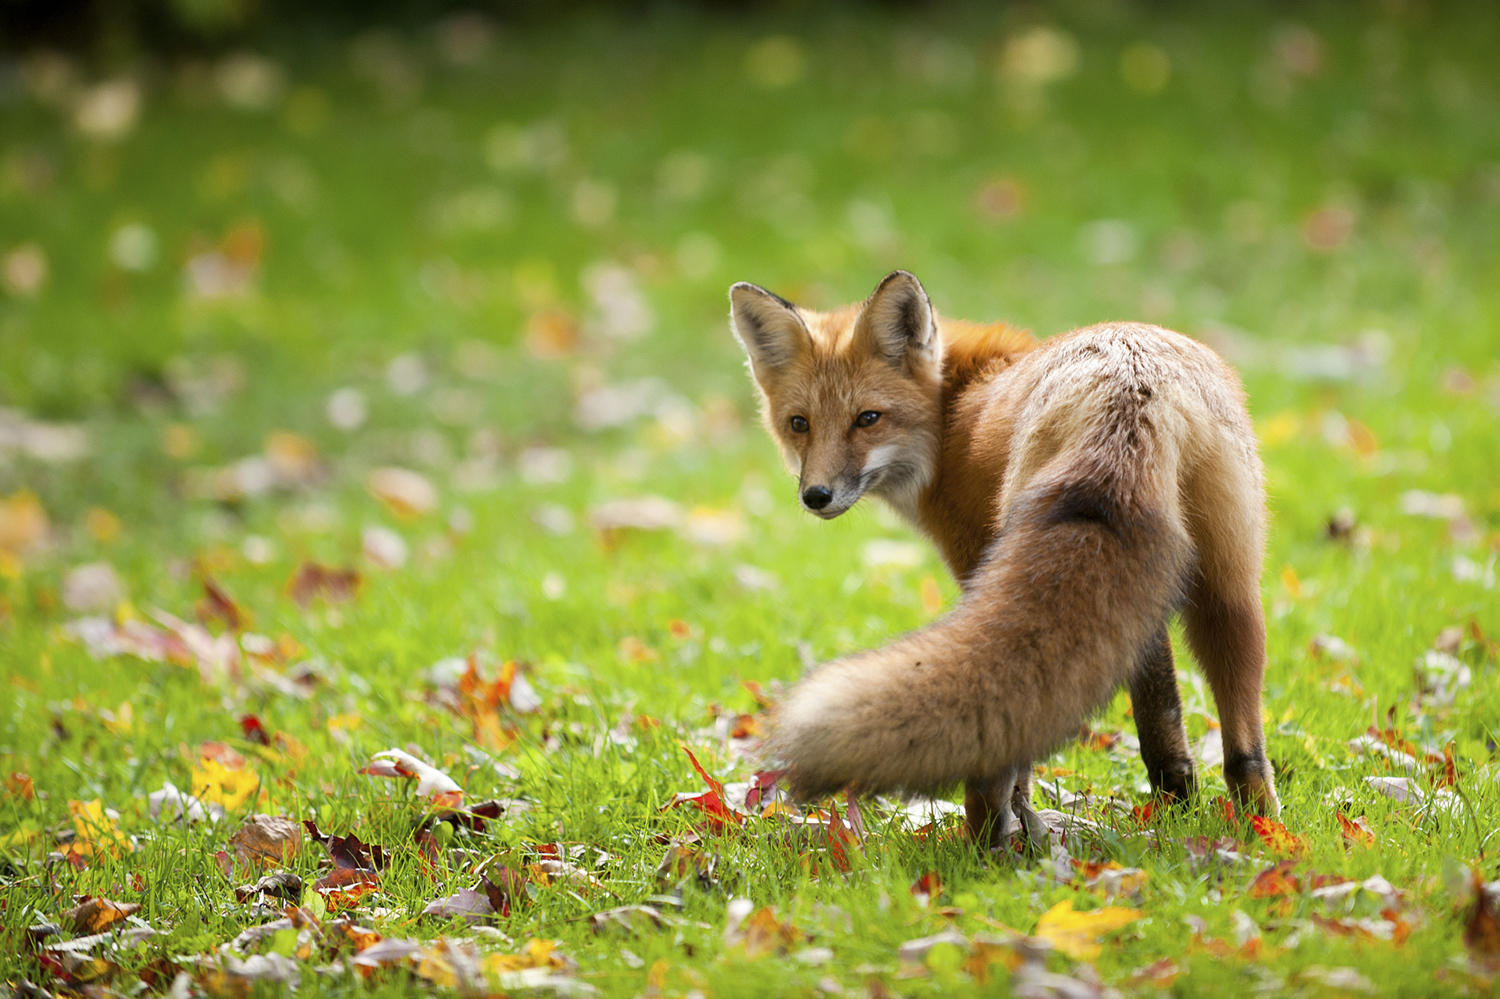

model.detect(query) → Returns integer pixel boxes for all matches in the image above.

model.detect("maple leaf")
[1033,899,1143,960]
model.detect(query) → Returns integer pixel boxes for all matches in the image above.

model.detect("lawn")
[3,2,1499,995]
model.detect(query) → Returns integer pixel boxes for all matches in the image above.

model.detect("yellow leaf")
[919,575,944,615]
[86,507,120,542]
[102,701,134,735]
[1034,899,1143,960]
[1280,564,1302,599]
[484,939,564,974]
[1260,410,1301,446]
[0,490,49,556]
[67,799,131,859]
[192,757,259,811]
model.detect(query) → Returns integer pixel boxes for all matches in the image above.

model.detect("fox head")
[729,269,944,519]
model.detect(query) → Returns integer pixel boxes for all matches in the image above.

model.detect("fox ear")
[729,282,812,381]
[859,270,939,368]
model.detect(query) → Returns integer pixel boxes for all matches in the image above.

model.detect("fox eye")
[789,415,809,433]
[854,410,881,428]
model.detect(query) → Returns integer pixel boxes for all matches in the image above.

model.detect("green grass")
[3,2,1500,995]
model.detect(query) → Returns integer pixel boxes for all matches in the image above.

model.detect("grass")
[2,1,1499,995]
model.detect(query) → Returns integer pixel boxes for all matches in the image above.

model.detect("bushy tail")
[770,457,1192,800]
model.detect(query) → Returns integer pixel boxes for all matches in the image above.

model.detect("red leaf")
[1248,861,1300,898]
[313,867,380,910]
[660,746,742,833]
[910,871,942,904]
[239,714,270,746]
[1336,811,1375,849]
[745,769,786,811]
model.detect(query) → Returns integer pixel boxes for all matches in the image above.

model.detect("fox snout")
[798,473,865,518]
[801,485,833,511]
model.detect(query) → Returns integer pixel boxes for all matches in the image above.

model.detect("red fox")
[729,270,1278,845]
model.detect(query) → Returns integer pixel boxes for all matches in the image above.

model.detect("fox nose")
[802,485,833,510]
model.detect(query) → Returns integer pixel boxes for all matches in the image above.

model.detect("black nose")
[802,485,833,510]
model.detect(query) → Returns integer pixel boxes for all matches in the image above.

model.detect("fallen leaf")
[1464,872,1500,963]
[422,887,496,923]
[234,871,303,905]
[303,820,388,871]
[910,871,942,906]
[1249,861,1301,898]
[66,799,131,860]
[1250,816,1307,856]
[286,562,360,607]
[360,748,463,807]
[313,867,380,910]
[197,577,246,631]
[0,490,49,556]
[589,905,668,934]
[227,813,301,868]
[368,466,438,517]
[1336,812,1375,849]
[660,745,742,833]
[64,897,140,934]
[191,755,259,812]
[1033,899,1142,960]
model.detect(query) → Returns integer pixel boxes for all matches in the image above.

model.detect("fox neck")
[901,321,1037,585]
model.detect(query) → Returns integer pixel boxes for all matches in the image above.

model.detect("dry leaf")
[228,814,301,868]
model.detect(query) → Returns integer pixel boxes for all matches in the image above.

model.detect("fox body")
[729,270,1278,843]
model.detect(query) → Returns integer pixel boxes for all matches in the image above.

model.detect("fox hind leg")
[964,764,1043,850]
[1128,625,1196,802]
[1182,584,1279,816]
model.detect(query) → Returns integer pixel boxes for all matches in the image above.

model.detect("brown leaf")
[64,897,140,934]
[302,820,388,871]
[286,562,360,607]
[234,871,303,904]
[1464,873,1500,962]
[422,887,496,923]
[228,814,302,869]
[589,905,668,934]
[197,577,246,631]
[479,866,531,917]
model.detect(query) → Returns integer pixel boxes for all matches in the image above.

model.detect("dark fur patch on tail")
[1045,482,1122,534]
